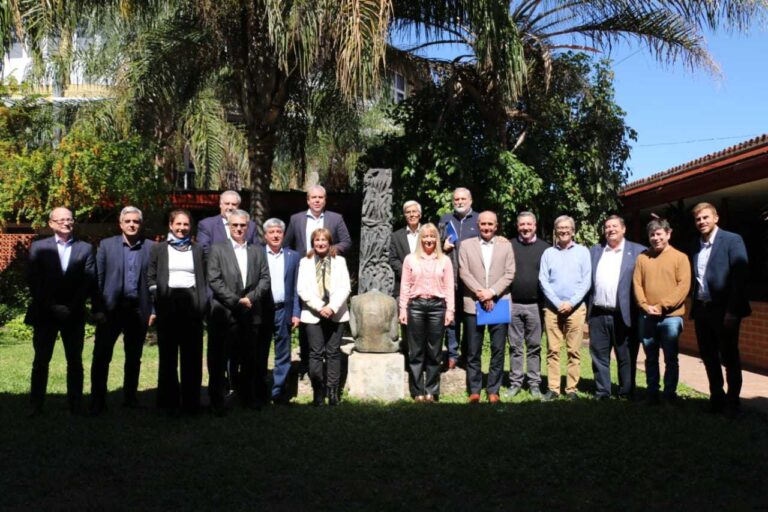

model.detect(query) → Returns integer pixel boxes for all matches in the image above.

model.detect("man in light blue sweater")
[539,215,591,401]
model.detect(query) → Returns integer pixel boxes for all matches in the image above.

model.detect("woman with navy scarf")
[148,209,208,414]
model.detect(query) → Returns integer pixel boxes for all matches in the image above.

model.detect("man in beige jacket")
[459,211,516,403]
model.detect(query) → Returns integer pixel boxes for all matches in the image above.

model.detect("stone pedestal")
[345,352,406,401]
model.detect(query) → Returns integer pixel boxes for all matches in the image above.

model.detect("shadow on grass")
[1,387,767,511]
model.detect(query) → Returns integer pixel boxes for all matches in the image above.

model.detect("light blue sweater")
[539,242,591,310]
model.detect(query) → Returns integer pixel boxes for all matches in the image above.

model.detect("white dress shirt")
[267,246,286,303]
[406,225,420,254]
[593,240,624,309]
[55,235,74,272]
[304,210,325,253]
[480,237,495,287]
[695,226,718,301]
[222,216,232,241]
[232,240,248,288]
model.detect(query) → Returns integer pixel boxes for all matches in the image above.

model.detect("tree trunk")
[247,131,277,231]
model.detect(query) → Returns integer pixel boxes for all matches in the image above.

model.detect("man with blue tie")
[197,190,260,254]
[283,184,352,375]
[90,206,156,414]
[587,215,646,400]
[259,218,301,403]
[26,207,97,416]
[690,202,751,416]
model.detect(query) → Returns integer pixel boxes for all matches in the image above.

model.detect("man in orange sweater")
[632,218,691,405]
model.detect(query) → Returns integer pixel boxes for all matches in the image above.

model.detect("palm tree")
[2,0,394,224]
[391,0,765,149]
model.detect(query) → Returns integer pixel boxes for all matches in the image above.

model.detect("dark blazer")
[283,210,352,256]
[690,228,751,318]
[95,235,155,323]
[264,246,301,322]
[147,242,209,317]
[207,242,271,325]
[196,214,260,255]
[588,240,646,327]
[388,227,411,298]
[25,236,96,325]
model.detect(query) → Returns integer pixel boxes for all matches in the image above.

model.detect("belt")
[592,305,618,315]
[273,301,285,309]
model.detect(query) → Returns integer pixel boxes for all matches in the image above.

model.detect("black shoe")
[529,387,542,399]
[312,386,325,407]
[646,393,661,406]
[122,396,141,409]
[706,399,726,414]
[595,394,610,401]
[327,387,340,407]
[541,390,559,402]
[567,392,579,401]
[724,402,742,420]
[89,400,107,416]
[69,400,84,416]
[27,404,43,418]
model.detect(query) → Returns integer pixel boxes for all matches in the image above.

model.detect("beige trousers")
[543,304,586,394]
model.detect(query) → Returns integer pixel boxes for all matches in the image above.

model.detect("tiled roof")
[623,133,768,192]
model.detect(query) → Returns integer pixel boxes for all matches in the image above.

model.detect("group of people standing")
[24,185,749,418]
[391,188,749,416]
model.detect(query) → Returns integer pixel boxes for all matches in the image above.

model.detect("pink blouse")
[398,253,455,316]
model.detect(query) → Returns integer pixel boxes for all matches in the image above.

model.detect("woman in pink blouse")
[399,223,455,402]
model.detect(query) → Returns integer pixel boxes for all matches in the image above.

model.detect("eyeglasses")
[230,223,247,228]
[122,219,141,225]
[51,218,74,224]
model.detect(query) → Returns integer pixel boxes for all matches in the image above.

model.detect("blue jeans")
[638,314,683,397]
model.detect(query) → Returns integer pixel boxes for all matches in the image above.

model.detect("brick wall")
[680,299,768,373]
[0,234,34,272]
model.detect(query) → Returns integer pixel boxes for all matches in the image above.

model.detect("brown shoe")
[488,393,501,404]
[447,358,457,370]
[468,393,481,404]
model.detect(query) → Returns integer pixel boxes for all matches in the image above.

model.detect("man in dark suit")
[207,209,271,413]
[587,215,646,399]
[90,206,156,414]
[690,202,751,416]
[389,200,421,299]
[26,207,97,416]
[259,218,301,403]
[438,187,479,369]
[197,190,260,255]
[283,184,352,257]
[283,184,352,374]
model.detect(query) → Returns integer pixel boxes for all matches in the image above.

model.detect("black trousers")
[90,298,147,405]
[209,316,261,407]
[588,309,632,397]
[30,314,85,410]
[407,298,446,397]
[694,301,743,405]
[305,319,345,389]
[156,288,203,412]
[464,314,507,395]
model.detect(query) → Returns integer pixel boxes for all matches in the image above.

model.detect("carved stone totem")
[358,167,395,295]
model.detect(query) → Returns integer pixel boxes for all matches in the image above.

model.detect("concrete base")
[345,351,406,401]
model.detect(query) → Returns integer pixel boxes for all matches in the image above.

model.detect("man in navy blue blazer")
[690,202,751,416]
[25,207,97,416]
[89,206,156,414]
[283,185,352,257]
[588,215,646,399]
[283,185,352,374]
[259,218,301,403]
[196,190,260,255]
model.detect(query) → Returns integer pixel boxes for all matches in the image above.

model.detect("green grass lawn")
[1,319,767,510]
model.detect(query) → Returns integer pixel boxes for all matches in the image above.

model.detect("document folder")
[476,298,511,325]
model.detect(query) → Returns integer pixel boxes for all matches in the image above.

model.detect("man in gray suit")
[207,209,271,413]
[588,215,646,399]
[389,200,422,299]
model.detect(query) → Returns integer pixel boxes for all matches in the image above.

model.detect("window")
[393,72,406,103]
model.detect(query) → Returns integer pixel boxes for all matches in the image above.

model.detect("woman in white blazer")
[297,228,351,406]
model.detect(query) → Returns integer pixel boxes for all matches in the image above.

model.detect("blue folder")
[476,298,511,326]
[445,221,458,244]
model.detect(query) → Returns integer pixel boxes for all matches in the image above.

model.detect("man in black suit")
[283,184,352,256]
[283,184,352,374]
[26,207,97,416]
[197,190,260,255]
[389,200,422,299]
[89,206,156,414]
[690,202,751,416]
[207,209,271,413]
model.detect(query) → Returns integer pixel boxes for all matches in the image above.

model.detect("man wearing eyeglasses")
[26,207,97,416]
[89,206,156,415]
